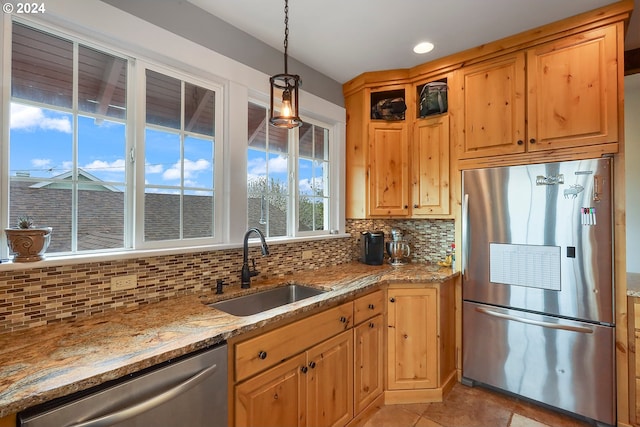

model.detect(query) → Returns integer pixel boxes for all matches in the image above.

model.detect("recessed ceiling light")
[413,42,434,54]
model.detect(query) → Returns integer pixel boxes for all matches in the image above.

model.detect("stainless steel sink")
[209,284,327,316]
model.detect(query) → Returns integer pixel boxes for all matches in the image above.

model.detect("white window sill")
[0,233,351,272]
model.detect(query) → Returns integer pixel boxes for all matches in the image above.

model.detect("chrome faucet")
[241,227,270,288]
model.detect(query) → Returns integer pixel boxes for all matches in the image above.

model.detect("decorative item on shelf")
[269,0,302,129]
[419,81,448,117]
[4,215,52,262]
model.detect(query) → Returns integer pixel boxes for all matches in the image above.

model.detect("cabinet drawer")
[354,290,384,324]
[235,302,354,382]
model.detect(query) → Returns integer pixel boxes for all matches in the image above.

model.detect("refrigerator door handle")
[462,193,469,276]
[475,306,594,334]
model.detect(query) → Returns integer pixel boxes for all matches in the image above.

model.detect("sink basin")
[209,284,327,316]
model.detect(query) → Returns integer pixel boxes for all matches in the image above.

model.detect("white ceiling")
[188,0,639,84]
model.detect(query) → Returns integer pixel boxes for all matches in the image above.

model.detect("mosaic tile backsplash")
[0,219,454,333]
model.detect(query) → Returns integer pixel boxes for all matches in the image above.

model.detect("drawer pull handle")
[529,138,536,144]
[308,361,316,369]
[340,316,348,323]
[517,140,523,145]
[390,298,395,303]
[368,304,375,310]
[369,322,375,328]
[301,366,308,373]
[258,351,268,360]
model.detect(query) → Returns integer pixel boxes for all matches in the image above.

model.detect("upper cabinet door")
[526,25,618,151]
[457,53,526,159]
[368,122,410,216]
[412,115,450,216]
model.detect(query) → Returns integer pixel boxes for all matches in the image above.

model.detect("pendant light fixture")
[269,0,302,128]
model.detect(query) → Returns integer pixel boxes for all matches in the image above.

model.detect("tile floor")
[361,383,594,427]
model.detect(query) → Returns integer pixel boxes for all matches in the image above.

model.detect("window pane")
[299,122,313,157]
[78,185,125,250]
[9,181,72,253]
[314,126,328,160]
[78,116,126,183]
[269,125,288,154]
[266,194,287,237]
[78,46,127,119]
[146,70,181,129]
[12,23,73,108]
[10,104,72,178]
[144,189,180,241]
[183,191,213,238]
[185,83,215,136]
[248,103,266,150]
[299,158,314,196]
[184,135,213,189]
[145,129,180,186]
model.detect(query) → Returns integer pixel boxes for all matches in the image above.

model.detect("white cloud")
[10,104,72,133]
[162,158,211,181]
[145,164,164,174]
[299,177,324,194]
[83,159,126,173]
[31,158,52,168]
[247,155,288,176]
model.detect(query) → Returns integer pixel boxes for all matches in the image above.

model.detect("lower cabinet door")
[306,330,354,427]
[387,287,438,390]
[354,314,384,413]
[235,353,307,427]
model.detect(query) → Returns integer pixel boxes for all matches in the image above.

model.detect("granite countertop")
[0,261,456,418]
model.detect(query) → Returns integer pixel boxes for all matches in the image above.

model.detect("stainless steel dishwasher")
[18,343,227,427]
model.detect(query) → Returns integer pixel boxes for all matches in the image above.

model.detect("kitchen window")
[141,68,221,246]
[247,102,332,237]
[8,22,129,254]
[4,21,224,257]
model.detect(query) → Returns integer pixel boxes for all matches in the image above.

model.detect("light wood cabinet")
[385,280,456,404]
[235,353,307,427]
[455,24,618,161]
[307,331,354,427]
[232,302,354,427]
[353,290,384,414]
[368,121,410,216]
[344,77,451,219]
[354,315,384,413]
[412,115,450,215]
[387,287,438,390]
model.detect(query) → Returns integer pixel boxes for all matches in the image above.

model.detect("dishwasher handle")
[68,364,218,427]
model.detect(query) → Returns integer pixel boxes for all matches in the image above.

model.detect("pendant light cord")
[283,0,289,74]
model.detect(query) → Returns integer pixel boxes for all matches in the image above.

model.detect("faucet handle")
[250,259,260,277]
[215,279,228,294]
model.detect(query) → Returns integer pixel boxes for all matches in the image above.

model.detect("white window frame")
[134,61,225,250]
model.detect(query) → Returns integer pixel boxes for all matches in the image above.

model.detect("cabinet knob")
[529,138,536,144]
[390,297,395,303]
[368,304,375,310]
[258,351,268,360]
[301,366,308,374]
[308,361,316,369]
[404,205,409,209]
[517,140,523,145]
[369,322,375,328]
[339,316,348,323]
[413,204,419,208]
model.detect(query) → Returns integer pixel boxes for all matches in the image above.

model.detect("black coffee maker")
[359,231,385,265]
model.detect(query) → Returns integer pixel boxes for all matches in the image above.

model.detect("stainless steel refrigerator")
[461,158,615,426]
